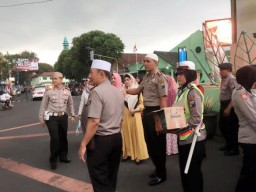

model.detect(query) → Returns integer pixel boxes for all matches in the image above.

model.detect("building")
[230,0,256,68]
[30,72,70,87]
[118,52,178,77]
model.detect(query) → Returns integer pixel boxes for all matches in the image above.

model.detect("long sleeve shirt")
[78,91,89,115]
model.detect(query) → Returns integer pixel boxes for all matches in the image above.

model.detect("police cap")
[218,63,232,70]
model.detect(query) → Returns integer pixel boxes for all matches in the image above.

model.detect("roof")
[117,53,146,66]
[154,51,178,67]
[40,72,54,77]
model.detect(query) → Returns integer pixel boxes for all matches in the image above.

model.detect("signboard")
[203,18,232,47]
[12,58,39,71]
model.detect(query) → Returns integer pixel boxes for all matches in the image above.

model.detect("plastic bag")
[75,120,82,135]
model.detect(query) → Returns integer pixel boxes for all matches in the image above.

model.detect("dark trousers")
[236,143,256,192]
[219,100,239,151]
[142,106,166,179]
[178,140,206,192]
[45,114,68,162]
[87,133,122,192]
[81,104,88,134]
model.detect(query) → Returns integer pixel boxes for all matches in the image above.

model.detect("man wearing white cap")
[124,53,168,186]
[79,59,124,192]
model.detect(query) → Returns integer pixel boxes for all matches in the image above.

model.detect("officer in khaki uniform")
[174,61,206,192]
[218,63,239,156]
[39,72,75,170]
[79,60,124,192]
[125,53,168,186]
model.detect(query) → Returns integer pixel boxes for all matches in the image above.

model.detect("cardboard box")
[153,107,187,132]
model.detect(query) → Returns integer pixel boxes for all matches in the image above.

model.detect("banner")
[12,58,39,71]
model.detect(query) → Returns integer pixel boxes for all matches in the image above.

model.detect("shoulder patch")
[189,100,196,108]
[240,93,248,100]
[157,71,163,76]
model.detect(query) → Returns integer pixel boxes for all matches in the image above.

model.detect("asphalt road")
[0,94,242,192]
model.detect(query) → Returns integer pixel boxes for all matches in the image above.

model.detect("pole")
[184,123,201,174]
[94,54,118,72]
[190,49,217,85]
[136,53,138,75]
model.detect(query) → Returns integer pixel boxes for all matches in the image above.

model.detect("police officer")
[173,61,206,192]
[218,63,239,156]
[39,72,75,170]
[124,53,168,186]
[79,59,124,192]
[232,65,256,192]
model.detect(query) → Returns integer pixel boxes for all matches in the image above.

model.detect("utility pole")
[86,47,118,72]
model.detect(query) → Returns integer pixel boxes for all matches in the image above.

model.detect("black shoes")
[121,157,129,162]
[148,176,166,186]
[219,145,228,151]
[50,162,57,170]
[59,158,71,163]
[148,171,157,178]
[135,160,143,165]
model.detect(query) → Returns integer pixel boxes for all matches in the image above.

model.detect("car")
[32,86,46,100]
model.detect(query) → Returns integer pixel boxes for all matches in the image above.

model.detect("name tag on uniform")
[44,111,50,120]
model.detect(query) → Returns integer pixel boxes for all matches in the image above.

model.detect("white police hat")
[145,53,159,62]
[176,61,195,70]
[91,59,111,72]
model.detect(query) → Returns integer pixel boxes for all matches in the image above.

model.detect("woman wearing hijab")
[173,61,206,192]
[121,74,149,164]
[78,79,92,134]
[166,75,179,155]
[232,65,256,192]
[111,73,123,90]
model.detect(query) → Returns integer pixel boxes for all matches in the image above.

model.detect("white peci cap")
[145,53,158,62]
[176,61,195,70]
[91,59,111,72]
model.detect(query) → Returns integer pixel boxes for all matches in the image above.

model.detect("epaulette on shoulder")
[157,71,163,76]
[45,87,52,92]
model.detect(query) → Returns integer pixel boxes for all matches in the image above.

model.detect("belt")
[49,112,65,116]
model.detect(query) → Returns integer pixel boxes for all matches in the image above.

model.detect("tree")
[55,30,125,82]
[0,52,7,80]
[38,63,54,74]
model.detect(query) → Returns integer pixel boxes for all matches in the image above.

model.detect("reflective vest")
[175,83,205,140]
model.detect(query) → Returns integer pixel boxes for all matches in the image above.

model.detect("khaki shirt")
[232,86,256,144]
[138,70,168,107]
[174,85,206,145]
[39,86,75,122]
[88,80,124,136]
[220,74,236,101]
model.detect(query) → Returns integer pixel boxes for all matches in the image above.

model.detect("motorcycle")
[0,93,13,110]
[0,99,12,110]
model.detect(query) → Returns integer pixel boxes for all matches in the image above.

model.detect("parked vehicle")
[32,86,46,100]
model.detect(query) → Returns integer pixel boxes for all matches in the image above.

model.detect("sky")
[0,0,231,65]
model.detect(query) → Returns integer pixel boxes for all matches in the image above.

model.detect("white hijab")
[124,74,139,110]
